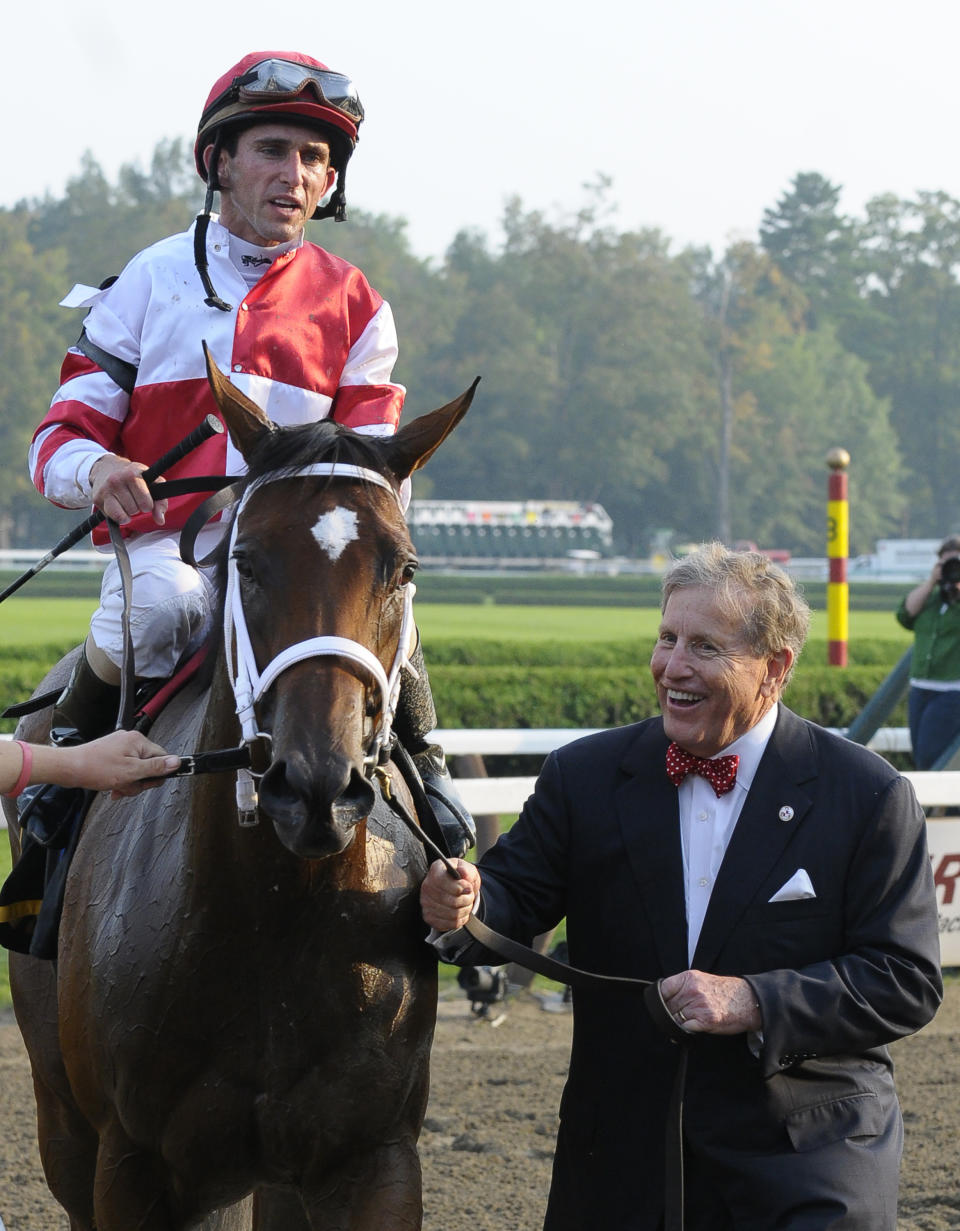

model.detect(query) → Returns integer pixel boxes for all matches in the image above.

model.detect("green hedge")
[422,636,905,668]
[0,639,907,735]
[428,663,904,730]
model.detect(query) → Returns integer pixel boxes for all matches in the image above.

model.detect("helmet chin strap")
[195,132,232,312]
[313,159,349,221]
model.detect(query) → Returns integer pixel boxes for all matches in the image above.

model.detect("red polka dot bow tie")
[665,742,740,797]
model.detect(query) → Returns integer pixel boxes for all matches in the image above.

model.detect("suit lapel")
[616,721,690,975]
[692,706,816,970]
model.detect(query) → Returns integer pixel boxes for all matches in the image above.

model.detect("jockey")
[28,51,474,856]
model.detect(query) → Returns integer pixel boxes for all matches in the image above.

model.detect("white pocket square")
[769,869,816,902]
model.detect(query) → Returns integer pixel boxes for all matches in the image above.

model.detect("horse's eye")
[232,550,255,582]
[401,559,419,586]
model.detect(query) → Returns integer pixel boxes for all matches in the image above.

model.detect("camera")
[457,964,509,1018]
[940,556,960,602]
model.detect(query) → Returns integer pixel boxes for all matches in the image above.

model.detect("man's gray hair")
[662,542,810,676]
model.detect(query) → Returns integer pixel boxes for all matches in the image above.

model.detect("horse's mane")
[245,418,389,482]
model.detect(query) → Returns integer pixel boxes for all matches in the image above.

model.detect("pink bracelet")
[4,740,34,799]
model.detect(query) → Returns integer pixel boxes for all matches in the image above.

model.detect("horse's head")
[204,345,476,858]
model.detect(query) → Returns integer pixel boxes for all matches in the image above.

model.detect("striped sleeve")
[30,275,145,505]
[330,299,405,432]
[29,351,131,507]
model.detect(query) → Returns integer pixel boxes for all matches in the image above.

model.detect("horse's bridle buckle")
[373,764,393,801]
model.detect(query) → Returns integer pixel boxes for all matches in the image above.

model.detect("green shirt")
[897,591,960,682]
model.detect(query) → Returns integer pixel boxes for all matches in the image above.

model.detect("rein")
[375,759,690,1231]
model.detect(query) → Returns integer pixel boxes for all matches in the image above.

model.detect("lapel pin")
[778,805,794,823]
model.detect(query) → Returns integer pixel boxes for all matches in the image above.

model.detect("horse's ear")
[202,341,276,460]
[386,378,479,480]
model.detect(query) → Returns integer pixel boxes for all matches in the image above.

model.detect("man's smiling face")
[650,585,791,757]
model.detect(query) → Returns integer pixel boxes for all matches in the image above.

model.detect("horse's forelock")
[244,419,388,482]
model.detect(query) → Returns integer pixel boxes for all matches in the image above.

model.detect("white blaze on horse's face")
[311,507,359,562]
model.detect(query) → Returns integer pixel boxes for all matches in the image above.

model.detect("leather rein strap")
[378,763,689,1231]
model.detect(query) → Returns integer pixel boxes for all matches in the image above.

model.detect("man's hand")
[420,859,481,932]
[659,969,762,1035]
[90,454,167,526]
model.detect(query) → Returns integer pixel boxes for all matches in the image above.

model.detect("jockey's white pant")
[90,528,224,679]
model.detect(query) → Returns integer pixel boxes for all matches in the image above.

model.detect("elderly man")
[421,543,942,1230]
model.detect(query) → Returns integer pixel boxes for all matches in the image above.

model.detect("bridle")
[224,462,417,815]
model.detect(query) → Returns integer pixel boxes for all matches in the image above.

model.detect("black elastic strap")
[2,689,61,719]
[76,329,138,396]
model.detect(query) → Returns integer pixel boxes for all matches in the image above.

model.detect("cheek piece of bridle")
[224,462,416,825]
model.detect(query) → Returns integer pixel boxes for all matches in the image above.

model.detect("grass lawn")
[0,598,96,647]
[0,597,912,649]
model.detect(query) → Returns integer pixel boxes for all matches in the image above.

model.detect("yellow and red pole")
[826,448,850,667]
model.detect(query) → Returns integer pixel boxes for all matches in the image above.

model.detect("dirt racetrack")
[1,981,958,1230]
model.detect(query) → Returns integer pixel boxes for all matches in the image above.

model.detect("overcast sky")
[5,0,960,262]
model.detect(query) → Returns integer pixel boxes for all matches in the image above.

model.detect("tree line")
[2,146,956,556]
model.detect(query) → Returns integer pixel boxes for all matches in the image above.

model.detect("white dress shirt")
[677,705,778,964]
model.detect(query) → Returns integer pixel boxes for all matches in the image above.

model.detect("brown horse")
[5,354,476,1230]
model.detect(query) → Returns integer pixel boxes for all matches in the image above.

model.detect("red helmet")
[194,51,364,181]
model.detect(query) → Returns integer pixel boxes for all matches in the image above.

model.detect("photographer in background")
[897,535,960,768]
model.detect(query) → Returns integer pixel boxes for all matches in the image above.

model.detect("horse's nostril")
[258,761,298,809]
[257,758,374,843]
[339,768,376,818]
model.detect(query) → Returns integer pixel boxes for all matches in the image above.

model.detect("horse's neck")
[199,652,241,757]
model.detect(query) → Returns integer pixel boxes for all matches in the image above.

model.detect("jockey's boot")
[394,637,476,859]
[50,645,122,747]
[18,647,122,843]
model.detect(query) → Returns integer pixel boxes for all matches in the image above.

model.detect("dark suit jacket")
[461,706,942,1230]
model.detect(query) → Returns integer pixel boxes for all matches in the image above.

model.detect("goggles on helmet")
[204,58,364,127]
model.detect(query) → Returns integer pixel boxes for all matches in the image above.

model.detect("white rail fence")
[436,726,959,811]
[2,728,958,963]
[0,725,950,813]
[435,727,960,967]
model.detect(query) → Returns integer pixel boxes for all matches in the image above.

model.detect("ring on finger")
[675,1009,686,1024]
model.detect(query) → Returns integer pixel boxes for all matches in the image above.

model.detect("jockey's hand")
[659,969,762,1035]
[90,454,168,526]
[420,859,480,933]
